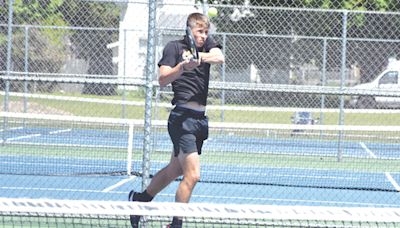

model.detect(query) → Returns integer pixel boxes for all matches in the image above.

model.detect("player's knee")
[193,173,201,183]
[186,172,200,185]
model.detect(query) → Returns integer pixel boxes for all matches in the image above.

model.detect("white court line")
[1,128,71,143]
[1,134,41,143]
[385,172,400,192]
[360,142,400,192]
[0,127,23,132]
[0,186,104,193]
[102,176,136,193]
[50,129,72,134]
[1,127,70,143]
[359,142,377,158]
[187,194,400,207]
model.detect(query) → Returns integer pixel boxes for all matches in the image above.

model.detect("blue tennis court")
[0,120,399,208]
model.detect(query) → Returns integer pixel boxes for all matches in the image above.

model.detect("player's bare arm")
[158,64,181,87]
[159,47,224,87]
[158,59,200,87]
[199,48,224,64]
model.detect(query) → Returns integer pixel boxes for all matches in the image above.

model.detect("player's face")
[191,25,208,47]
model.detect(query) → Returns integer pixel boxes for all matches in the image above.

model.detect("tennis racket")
[186,26,198,60]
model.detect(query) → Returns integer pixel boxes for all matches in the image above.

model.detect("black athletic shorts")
[168,106,209,157]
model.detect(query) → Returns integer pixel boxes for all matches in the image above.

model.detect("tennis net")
[0,112,140,176]
[1,197,399,227]
[1,112,400,192]
[150,121,400,192]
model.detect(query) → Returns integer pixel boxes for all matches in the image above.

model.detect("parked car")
[349,66,400,109]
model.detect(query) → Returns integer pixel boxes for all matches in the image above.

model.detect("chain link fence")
[1,1,400,120]
[1,0,400,205]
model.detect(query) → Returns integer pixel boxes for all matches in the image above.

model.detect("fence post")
[24,25,30,113]
[220,33,227,122]
[320,38,327,125]
[337,10,348,162]
[142,0,157,191]
[122,29,127,119]
[3,0,14,143]
[4,0,14,113]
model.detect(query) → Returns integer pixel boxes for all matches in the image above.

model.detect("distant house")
[106,0,199,84]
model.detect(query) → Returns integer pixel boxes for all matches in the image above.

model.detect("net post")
[127,122,134,176]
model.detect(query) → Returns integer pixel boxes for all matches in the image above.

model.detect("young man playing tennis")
[129,12,224,228]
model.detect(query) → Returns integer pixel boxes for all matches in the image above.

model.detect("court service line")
[0,186,104,193]
[0,127,23,132]
[360,142,400,192]
[102,176,136,193]
[385,173,400,192]
[50,129,72,134]
[359,142,377,158]
[0,134,41,143]
[1,128,71,143]
[189,194,399,207]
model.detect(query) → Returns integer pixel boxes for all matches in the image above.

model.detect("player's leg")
[169,149,201,228]
[175,151,200,203]
[130,152,182,200]
[129,153,182,227]
[168,113,207,228]
[146,152,183,196]
[129,107,184,227]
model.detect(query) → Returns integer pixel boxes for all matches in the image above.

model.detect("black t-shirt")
[158,36,221,106]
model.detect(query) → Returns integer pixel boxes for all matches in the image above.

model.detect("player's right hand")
[182,58,200,71]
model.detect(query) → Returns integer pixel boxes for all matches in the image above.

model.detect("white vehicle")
[349,62,400,109]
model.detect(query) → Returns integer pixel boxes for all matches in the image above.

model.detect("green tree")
[1,0,68,92]
[2,0,67,67]
[60,0,121,95]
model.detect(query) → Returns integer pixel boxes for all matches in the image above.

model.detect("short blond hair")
[186,12,210,29]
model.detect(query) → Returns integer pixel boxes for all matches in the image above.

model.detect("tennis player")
[129,12,224,228]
